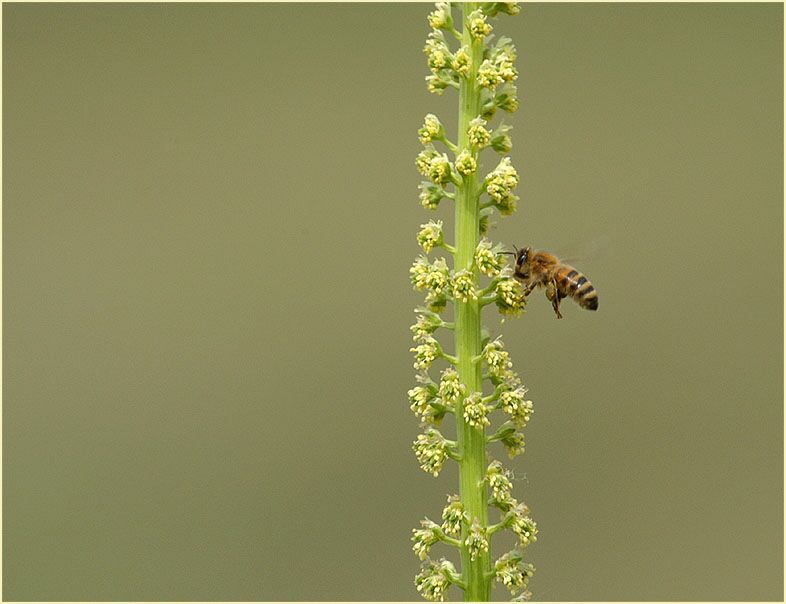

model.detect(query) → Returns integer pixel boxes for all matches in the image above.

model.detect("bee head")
[500,245,532,277]
[515,245,532,279]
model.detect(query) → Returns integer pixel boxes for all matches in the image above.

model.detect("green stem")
[454,4,491,601]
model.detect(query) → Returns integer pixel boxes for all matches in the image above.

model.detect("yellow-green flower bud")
[510,502,538,546]
[408,385,434,418]
[465,519,490,561]
[487,460,514,504]
[468,116,491,148]
[451,268,477,302]
[485,157,519,202]
[410,256,432,291]
[495,550,534,595]
[496,275,526,315]
[500,386,533,427]
[451,46,471,77]
[494,44,518,81]
[438,367,466,403]
[478,59,503,89]
[428,153,453,185]
[413,428,449,476]
[462,391,490,427]
[419,182,447,210]
[416,145,438,177]
[454,150,477,175]
[412,518,441,560]
[475,238,504,276]
[411,256,451,295]
[411,312,444,341]
[419,114,445,144]
[502,431,526,458]
[497,58,517,82]
[428,2,453,31]
[441,494,468,535]
[417,220,444,253]
[424,30,446,54]
[483,338,513,376]
[415,558,457,602]
[425,74,450,96]
[469,10,492,40]
[427,48,449,73]
[411,337,439,371]
[428,258,450,291]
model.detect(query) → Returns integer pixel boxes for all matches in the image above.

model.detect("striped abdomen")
[555,265,598,311]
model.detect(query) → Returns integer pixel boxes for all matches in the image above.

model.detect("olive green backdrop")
[3,3,783,601]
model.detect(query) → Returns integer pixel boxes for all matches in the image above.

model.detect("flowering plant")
[409,3,537,601]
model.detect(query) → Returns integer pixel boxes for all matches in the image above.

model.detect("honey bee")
[505,246,598,319]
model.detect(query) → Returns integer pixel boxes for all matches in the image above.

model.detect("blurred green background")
[3,3,782,601]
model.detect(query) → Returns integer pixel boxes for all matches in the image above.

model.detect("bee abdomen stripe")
[578,284,596,298]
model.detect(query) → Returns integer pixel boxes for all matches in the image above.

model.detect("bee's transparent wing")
[555,234,610,266]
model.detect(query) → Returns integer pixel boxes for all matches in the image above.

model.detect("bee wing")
[555,235,610,266]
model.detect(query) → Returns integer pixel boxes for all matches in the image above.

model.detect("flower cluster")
[462,391,490,428]
[474,239,503,277]
[502,431,526,459]
[482,338,513,378]
[495,271,526,315]
[415,558,459,602]
[465,519,489,561]
[419,114,445,144]
[487,460,514,504]
[485,157,520,215]
[409,3,535,600]
[411,336,439,371]
[500,386,534,427]
[467,117,491,148]
[408,384,434,419]
[410,256,450,294]
[441,495,468,535]
[438,368,465,403]
[454,150,477,176]
[412,518,442,560]
[411,311,444,341]
[452,46,471,77]
[451,269,477,302]
[469,10,493,41]
[509,501,538,546]
[413,428,449,477]
[418,220,445,253]
[427,2,453,31]
[419,182,449,210]
[495,550,535,597]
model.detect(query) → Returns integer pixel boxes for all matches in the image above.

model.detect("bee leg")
[545,280,563,319]
[522,282,537,297]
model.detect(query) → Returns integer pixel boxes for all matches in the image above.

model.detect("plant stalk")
[454,3,491,600]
